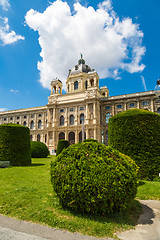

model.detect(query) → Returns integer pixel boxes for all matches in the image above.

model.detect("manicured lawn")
[136,180,160,200]
[0,156,158,238]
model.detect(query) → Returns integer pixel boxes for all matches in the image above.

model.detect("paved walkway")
[0,200,160,240]
[117,200,160,240]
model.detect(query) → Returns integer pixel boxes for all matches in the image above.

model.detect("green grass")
[136,180,160,200]
[0,157,156,239]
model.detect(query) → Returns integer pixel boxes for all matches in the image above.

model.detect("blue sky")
[0,0,160,111]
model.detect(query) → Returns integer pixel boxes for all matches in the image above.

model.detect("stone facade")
[0,57,160,153]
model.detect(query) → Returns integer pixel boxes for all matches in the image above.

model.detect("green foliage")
[31,141,49,158]
[0,123,31,166]
[108,109,160,180]
[51,141,138,215]
[56,139,69,156]
[83,138,98,142]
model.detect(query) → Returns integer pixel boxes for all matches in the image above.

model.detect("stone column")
[35,114,37,130]
[85,103,89,125]
[75,105,78,126]
[75,130,78,143]
[86,128,89,139]
[94,128,97,139]
[93,102,96,124]
[42,112,45,130]
[137,100,140,109]
[65,107,68,126]
[124,101,127,111]
[47,108,50,128]
[151,98,154,112]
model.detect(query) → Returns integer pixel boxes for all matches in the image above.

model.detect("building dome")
[69,55,94,76]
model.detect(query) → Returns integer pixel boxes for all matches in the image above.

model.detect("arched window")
[70,114,74,125]
[157,107,160,114]
[30,120,34,129]
[59,132,65,140]
[90,78,94,87]
[37,134,40,142]
[60,115,64,126]
[85,81,88,89]
[80,113,85,124]
[69,132,75,145]
[74,81,78,90]
[38,120,42,129]
[23,121,26,126]
[106,113,111,124]
[79,131,86,142]
[45,134,47,143]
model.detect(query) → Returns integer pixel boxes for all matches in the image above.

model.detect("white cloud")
[25,0,145,90]
[0,17,25,45]
[10,89,19,94]
[141,75,147,91]
[0,108,8,111]
[0,0,10,11]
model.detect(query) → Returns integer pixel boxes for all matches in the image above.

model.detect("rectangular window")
[10,117,13,120]
[117,104,122,109]
[4,118,6,121]
[129,103,135,107]
[60,109,64,113]
[80,106,85,110]
[106,106,110,110]
[142,101,149,106]
[70,108,74,111]
[31,114,35,118]
[38,114,42,117]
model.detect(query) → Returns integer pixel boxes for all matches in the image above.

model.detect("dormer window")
[90,79,94,87]
[74,81,78,90]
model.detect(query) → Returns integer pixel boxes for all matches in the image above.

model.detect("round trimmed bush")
[108,109,160,180]
[31,141,49,158]
[0,123,31,166]
[56,139,69,156]
[50,141,138,215]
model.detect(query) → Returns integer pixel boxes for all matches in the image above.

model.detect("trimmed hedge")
[83,138,98,142]
[31,141,49,158]
[108,109,160,180]
[51,141,138,215]
[0,123,31,166]
[56,139,69,156]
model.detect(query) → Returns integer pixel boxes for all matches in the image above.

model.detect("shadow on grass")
[138,180,145,186]
[31,163,45,167]
[52,199,143,228]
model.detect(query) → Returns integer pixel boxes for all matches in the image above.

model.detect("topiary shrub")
[83,138,98,142]
[31,141,49,158]
[108,109,160,180]
[0,123,31,166]
[56,139,69,156]
[50,141,138,215]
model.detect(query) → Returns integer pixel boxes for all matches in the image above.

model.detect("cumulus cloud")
[25,0,145,89]
[0,17,25,45]
[0,0,10,11]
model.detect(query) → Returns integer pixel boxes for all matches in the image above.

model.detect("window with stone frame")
[69,114,74,125]
[60,115,64,126]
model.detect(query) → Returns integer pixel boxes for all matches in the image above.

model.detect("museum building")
[0,56,160,153]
